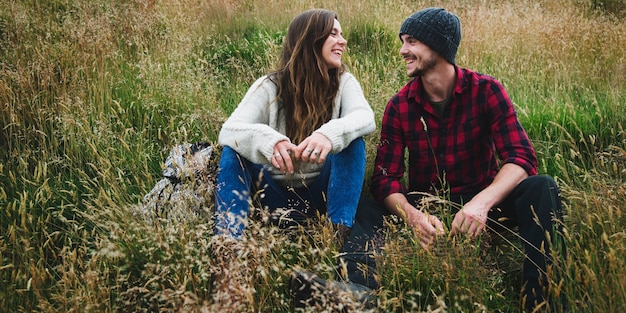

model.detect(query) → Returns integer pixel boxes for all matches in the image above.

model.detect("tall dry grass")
[1,0,625,311]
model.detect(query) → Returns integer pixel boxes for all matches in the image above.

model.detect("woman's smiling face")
[321,19,347,70]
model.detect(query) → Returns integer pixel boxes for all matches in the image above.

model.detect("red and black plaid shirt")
[370,67,538,202]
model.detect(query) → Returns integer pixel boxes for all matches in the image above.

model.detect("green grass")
[1,0,626,311]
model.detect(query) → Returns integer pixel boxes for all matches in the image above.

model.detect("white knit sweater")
[218,72,376,186]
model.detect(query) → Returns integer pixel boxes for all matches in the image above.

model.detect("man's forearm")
[383,193,409,218]
[471,163,528,209]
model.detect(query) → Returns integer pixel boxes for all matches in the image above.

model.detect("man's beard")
[408,54,437,77]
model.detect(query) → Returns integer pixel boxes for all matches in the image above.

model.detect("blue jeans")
[214,138,366,238]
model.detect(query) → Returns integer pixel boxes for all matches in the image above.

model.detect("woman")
[214,9,376,239]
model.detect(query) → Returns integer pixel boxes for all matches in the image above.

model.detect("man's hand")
[404,204,445,249]
[450,163,528,238]
[450,200,489,238]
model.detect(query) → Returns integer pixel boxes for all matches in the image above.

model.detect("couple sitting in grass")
[212,7,566,312]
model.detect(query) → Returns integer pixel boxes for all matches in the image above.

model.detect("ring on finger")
[275,153,281,157]
[312,150,319,155]
[306,148,312,152]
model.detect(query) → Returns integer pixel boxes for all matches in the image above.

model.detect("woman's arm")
[314,73,376,152]
[218,76,290,164]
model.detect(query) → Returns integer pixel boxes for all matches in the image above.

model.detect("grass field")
[1,0,625,311]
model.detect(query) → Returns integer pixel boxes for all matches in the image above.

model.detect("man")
[369,7,566,312]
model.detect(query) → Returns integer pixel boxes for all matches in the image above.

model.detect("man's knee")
[522,175,557,192]
[517,175,564,225]
[356,197,387,223]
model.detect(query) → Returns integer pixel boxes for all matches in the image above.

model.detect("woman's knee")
[218,145,239,168]
[349,137,366,156]
[336,138,366,168]
[337,137,365,159]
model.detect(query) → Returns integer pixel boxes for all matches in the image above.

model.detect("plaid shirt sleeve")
[443,71,538,194]
[486,78,538,176]
[370,92,409,203]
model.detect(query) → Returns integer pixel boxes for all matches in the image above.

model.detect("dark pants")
[409,175,566,311]
[494,175,565,311]
[339,196,387,289]
[343,175,566,310]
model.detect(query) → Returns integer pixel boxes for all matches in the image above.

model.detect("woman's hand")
[271,140,296,174]
[292,133,332,164]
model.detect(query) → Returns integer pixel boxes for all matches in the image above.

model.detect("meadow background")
[1,0,625,311]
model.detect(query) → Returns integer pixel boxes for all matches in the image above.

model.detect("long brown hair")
[270,9,345,144]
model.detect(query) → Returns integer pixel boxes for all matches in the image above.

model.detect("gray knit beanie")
[399,7,461,65]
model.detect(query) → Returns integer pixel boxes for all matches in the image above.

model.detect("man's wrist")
[402,203,423,226]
